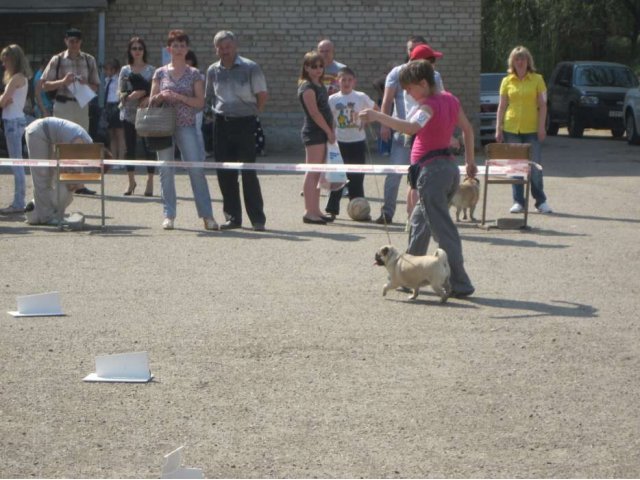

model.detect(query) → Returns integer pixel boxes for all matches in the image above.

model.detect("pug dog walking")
[375,245,451,302]
[450,176,480,222]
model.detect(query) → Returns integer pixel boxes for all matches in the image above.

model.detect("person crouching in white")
[24,117,93,225]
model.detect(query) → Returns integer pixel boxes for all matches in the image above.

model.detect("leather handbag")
[135,105,176,137]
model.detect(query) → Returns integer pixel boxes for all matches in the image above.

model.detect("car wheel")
[626,112,640,145]
[546,111,559,136]
[611,124,625,138]
[568,106,584,138]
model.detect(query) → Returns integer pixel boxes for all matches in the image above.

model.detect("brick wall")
[104,0,481,152]
[0,1,481,153]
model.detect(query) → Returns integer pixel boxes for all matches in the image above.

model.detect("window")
[24,22,68,63]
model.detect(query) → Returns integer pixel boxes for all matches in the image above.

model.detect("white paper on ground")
[161,446,204,479]
[8,291,64,317]
[69,80,97,108]
[83,351,154,383]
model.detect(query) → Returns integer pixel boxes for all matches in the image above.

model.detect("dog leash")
[364,124,393,245]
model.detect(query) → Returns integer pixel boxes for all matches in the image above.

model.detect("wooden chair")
[481,143,532,229]
[55,143,105,230]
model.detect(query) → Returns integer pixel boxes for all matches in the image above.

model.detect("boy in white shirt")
[325,67,378,220]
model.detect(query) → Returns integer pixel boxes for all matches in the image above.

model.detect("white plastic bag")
[318,142,348,191]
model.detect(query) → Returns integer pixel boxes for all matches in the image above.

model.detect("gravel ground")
[1,131,639,478]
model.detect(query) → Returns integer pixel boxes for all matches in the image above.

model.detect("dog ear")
[381,246,389,255]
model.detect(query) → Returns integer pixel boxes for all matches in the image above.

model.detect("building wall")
[104,0,480,152]
[0,0,481,153]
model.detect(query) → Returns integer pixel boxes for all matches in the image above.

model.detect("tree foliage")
[482,0,640,77]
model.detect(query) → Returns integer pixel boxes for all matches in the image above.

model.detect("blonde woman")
[0,44,31,214]
[495,46,552,214]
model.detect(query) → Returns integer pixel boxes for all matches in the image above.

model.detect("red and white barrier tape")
[0,158,540,176]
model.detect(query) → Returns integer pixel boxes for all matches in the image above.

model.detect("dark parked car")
[546,61,639,138]
[479,72,507,144]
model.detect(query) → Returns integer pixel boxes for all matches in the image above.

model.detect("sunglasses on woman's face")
[131,46,144,51]
[308,63,324,69]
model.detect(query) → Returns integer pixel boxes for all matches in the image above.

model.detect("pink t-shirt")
[410,91,460,164]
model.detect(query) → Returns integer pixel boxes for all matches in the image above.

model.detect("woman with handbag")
[118,36,156,196]
[297,51,336,225]
[149,30,218,230]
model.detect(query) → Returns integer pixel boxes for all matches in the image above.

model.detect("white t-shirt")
[105,74,120,103]
[328,89,375,143]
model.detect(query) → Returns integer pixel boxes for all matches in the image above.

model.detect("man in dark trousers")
[205,30,268,231]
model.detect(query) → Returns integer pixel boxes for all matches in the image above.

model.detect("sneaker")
[375,214,393,225]
[509,203,525,214]
[203,217,219,230]
[536,202,553,214]
[162,218,174,230]
[0,205,25,214]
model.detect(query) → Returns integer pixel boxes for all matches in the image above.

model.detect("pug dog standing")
[374,245,451,302]
[450,176,480,222]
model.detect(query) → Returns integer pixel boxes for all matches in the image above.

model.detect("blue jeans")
[3,117,27,209]
[381,134,410,218]
[503,132,547,207]
[156,125,213,219]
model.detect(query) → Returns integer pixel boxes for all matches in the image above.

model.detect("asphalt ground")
[1,130,639,478]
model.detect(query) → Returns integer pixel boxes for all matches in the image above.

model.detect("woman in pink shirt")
[360,60,476,298]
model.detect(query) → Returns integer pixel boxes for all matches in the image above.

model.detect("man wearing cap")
[41,28,100,195]
[317,39,346,96]
[375,36,444,225]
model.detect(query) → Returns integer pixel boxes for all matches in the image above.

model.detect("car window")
[481,74,506,92]
[557,65,572,85]
[575,66,639,88]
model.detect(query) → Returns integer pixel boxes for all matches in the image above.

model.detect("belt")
[417,148,453,167]
[215,114,255,122]
[55,95,77,103]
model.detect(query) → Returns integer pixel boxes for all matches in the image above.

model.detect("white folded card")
[161,446,204,479]
[68,80,97,108]
[83,351,154,383]
[8,291,64,317]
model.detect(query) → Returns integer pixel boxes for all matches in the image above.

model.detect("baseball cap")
[410,44,443,60]
[65,28,83,39]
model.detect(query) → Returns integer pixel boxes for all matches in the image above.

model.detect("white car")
[623,86,640,144]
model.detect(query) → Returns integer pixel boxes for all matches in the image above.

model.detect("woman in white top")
[0,44,31,213]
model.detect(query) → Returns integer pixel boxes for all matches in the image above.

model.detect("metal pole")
[97,10,106,105]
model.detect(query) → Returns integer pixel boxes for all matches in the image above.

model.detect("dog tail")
[434,248,447,260]
[435,248,450,270]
